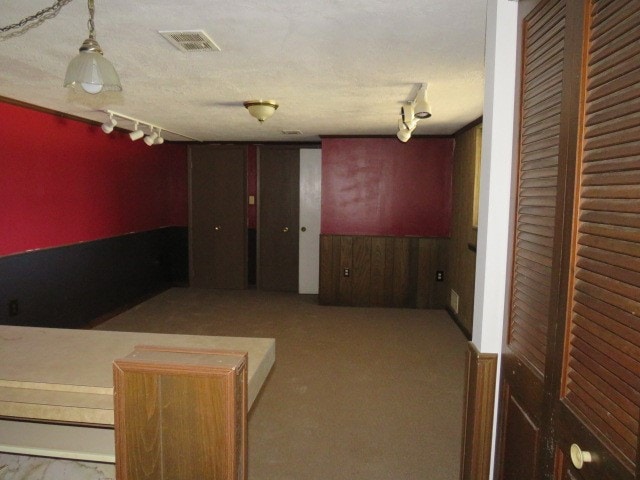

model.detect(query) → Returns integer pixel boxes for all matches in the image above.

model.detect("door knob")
[570,443,593,469]
[301,226,307,232]
[282,226,289,233]
[214,225,221,231]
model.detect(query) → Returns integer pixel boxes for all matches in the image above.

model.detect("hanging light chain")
[0,0,73,34]
[87,0,96,39]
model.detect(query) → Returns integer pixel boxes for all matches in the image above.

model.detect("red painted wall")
[321,137,453,237]
[0,101,188,257]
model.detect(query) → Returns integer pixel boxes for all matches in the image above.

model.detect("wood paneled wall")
[444,123,482,336]
[460,342,498,480]
[319,234,447,308]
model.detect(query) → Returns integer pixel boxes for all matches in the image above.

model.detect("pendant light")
[64,0,121,94]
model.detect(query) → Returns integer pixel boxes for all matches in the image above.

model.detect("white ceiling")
[0,0,487,142]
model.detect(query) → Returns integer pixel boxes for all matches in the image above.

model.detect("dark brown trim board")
[460,342,498,480]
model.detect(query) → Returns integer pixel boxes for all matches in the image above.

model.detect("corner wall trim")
[460,342,498,480]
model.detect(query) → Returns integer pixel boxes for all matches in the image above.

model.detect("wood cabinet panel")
[318,234,445,308]
[114,346,247,480]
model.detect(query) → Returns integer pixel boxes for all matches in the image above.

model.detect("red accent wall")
[321,137,453,237]
[0,101,188,257]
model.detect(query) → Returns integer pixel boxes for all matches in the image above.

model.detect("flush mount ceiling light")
[243,100,279,123]
[64,0,121,94]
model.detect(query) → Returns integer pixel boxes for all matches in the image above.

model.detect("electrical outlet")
[343,268,350,277]
[8,299,19,316]
[436,270,444,282]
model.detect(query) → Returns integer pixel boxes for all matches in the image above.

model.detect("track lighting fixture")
[395,83,432,142]
[129,122,144,141]
[64,0,121,94]
[414,84,432,119]
[101,113,117,134]
[396,106,418,143]
[144,129,159,146]
[99,110,201,145]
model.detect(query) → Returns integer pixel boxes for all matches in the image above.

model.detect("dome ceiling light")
[243,100,279,123]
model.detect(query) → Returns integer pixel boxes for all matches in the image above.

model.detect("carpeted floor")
[95,288,468,480]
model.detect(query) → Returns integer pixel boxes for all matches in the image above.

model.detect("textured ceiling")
[0,0,487,142]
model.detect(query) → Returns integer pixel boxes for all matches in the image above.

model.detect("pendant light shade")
[64,1,121,94]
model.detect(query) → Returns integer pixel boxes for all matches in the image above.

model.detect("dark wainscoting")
[319,234,447,308]
[460,342,498,480]
[0,227,188,329]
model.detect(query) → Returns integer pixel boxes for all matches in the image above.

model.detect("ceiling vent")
[159,30,221,52]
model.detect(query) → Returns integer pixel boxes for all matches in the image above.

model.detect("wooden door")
[497,0,571,477]
[259,146,300,291]
[552,2,640,478]
[190,145,247,289]
[498,1,640,479]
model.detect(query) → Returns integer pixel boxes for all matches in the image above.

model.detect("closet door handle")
[214,225,221,231]
[570,444,593,469]
[282,226,289,233]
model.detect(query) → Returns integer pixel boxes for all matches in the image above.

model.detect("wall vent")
[282,130,303,135]
[450,290,459,315]
[159,30,221,52]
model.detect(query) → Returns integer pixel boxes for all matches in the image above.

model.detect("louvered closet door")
[497,0,567,478]
[555,1,640,479]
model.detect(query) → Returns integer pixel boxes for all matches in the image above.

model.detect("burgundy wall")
[321,137,454,237]
[0,101,188,257]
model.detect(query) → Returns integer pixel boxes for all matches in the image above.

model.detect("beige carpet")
[95,288,467,480]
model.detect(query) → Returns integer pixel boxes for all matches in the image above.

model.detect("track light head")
[144,129,159,146]
[101,114,117,134]
[155,129,164,145]
[401,104,418,130]
[396,117,414,143]
[129,122,144,141]
[414,84,432,119]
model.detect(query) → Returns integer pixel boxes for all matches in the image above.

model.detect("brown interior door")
[498,1,640,479]
[258,146,300,291]
[496,0,569,477]
[552,2,640,479]
[190,145,247,289]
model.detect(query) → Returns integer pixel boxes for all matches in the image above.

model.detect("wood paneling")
[460,342,498,480]
[318,234,445,308]
[444,123,481,335]
[114,346,247,480]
